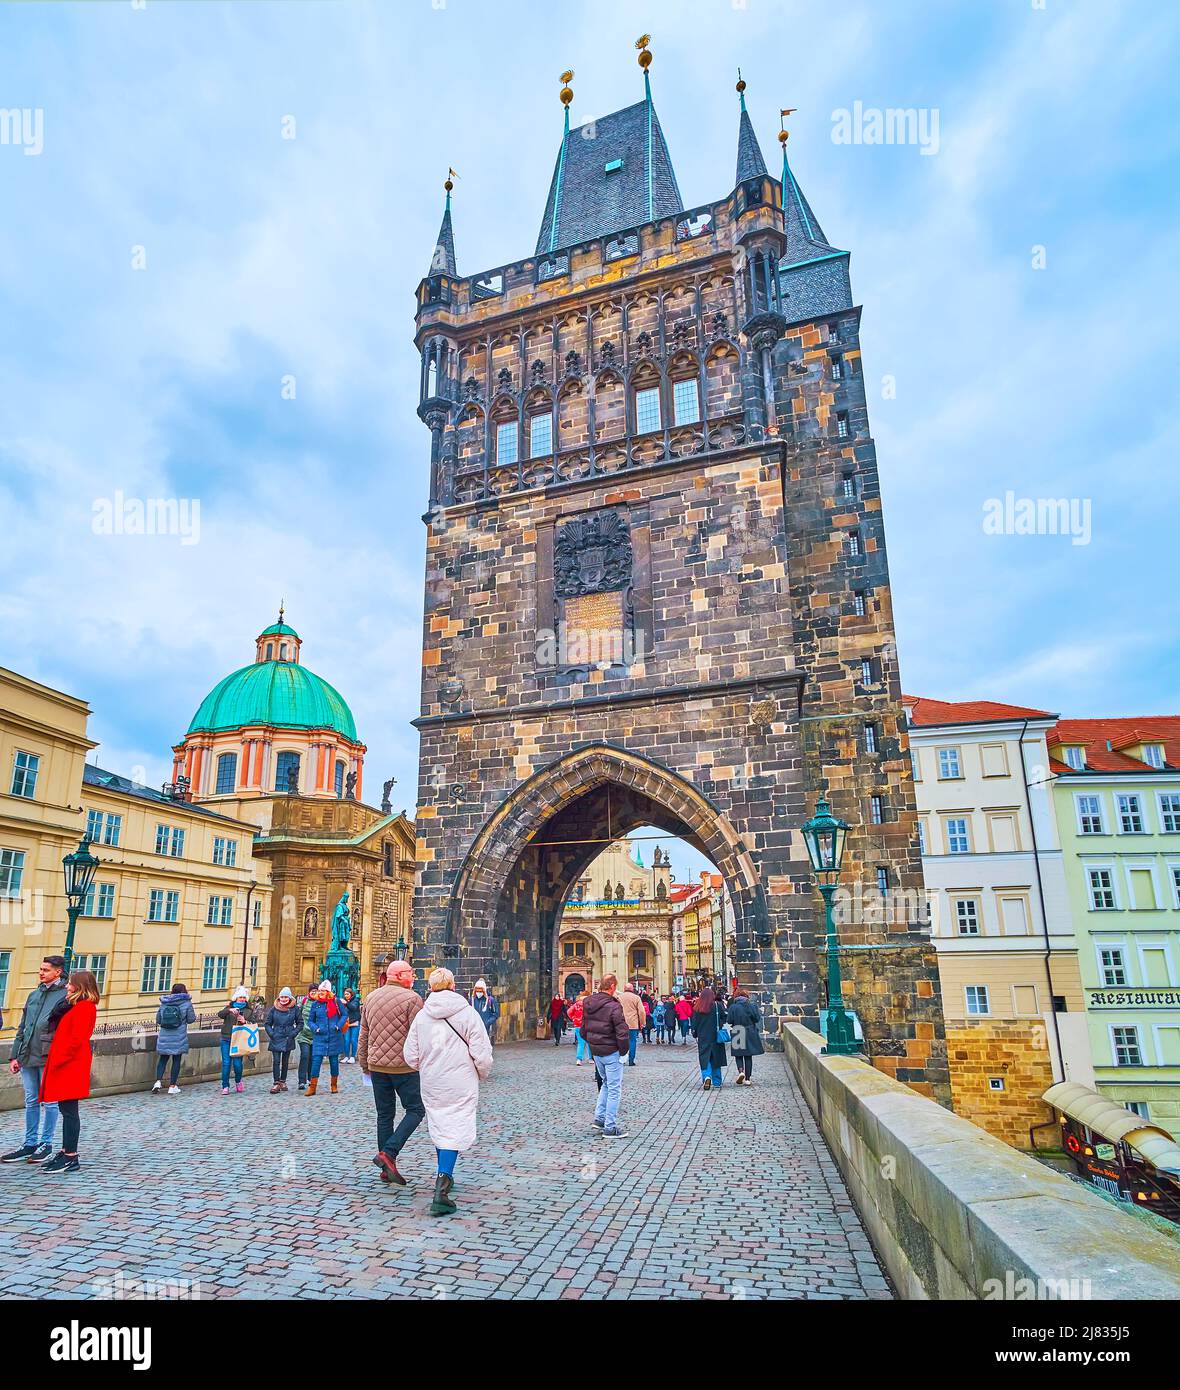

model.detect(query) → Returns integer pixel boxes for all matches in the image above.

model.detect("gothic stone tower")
[411,53,948,1099]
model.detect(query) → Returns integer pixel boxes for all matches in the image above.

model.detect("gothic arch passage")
[443,744,772,1039]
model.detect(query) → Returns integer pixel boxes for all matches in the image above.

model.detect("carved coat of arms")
[554,511,632,597]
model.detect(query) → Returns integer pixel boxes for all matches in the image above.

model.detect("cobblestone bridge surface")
[1,1038,892,1300]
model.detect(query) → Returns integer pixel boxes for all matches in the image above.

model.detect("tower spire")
[734,71,768,184]
[429,170,457,277]
[637,35,654,222]
[548,71,574,255]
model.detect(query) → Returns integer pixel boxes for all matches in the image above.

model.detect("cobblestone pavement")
[0,1038,892,1300]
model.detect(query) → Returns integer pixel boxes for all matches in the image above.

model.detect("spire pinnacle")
[734,74,768,185]
[278,599,285,624]
[736,69,747,113]
[430,170,458,276]
[636,33,652,102]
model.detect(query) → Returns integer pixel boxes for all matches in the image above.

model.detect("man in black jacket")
[2,955,67,1164]
[580,974,629,1139]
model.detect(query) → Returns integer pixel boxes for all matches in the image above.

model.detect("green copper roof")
[258,621,300,639]
[187,661,356,740]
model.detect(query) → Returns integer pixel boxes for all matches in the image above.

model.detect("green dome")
[258,621,300,638]
[188,661,357,741]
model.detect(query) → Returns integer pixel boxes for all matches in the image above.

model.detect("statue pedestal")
[321,945,360,1000]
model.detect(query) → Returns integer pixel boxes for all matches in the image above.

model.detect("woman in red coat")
[39,969,99,1175]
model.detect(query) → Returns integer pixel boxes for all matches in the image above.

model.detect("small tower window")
[672,378,700,426]
[853,591,867,616]
[831,354,844,381]
[635,386,661,434]
[836,411,850,439]
[279,643,288,661]
[426,358,438,398]
[275,751,301,794]
[334,761,345,797]
[265,643,274,659]
[847,530,862,558]
[864,723,879,754]
[529,412,552,458]
[842,474,856,499]
[605,158,624,174]
[496,420,519,465]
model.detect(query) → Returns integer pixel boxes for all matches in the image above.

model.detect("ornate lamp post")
[394,935,408,962]
[61,836,100,978]
[801,795,859,1056]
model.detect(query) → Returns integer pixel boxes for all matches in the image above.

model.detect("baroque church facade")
[410,46,948,1099]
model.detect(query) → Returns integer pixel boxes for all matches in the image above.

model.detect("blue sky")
[1,0,1177,886]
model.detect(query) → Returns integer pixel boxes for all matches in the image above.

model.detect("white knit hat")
[318,979,333,992]
[278,987,293,1000]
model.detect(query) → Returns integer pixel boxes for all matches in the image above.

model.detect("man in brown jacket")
[359,959,425,1185]
[619,984,647,1067]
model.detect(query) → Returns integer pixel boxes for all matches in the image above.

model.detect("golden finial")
[444,167,456,193]
[779,107,797,144]
[636,34,652,70]
[278,599,285,624]
[559,70,574,107]
[736,67,746,96]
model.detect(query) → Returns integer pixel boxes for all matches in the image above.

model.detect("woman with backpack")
[690,985,728,1090]
[341,987,362,1063]
[152,983,196,1094]
[726,988,764,1086]
[216,986,252,1095]
[264,987,303,1093]
[295,989,317,1091]
[651,998,667,1043]
[305,981,348,1095]
[38,969,100,1175]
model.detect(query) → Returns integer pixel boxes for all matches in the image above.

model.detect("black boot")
[430,1173,457,1217]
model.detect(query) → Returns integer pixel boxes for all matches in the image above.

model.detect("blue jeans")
[574,1028,588,1062]
[627,1029,639,1065]
[436,1147,458,1177]
[310,1053,339,1079]
[219,1040,244,1087]
[593,1052,623,1130]
[701,1063,723,1086]
[20,1065,58,1148]
[345,1026,359,1058]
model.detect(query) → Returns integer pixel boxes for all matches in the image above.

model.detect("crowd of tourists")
[2,953,760,1214]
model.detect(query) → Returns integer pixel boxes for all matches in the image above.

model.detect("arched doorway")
[443,744,777,1039]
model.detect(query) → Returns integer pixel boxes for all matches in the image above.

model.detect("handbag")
[715,1004,731,1045]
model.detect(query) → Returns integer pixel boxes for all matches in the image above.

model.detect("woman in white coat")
[403,967,494,1216]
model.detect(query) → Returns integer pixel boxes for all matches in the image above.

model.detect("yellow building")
[0,665,271,1028]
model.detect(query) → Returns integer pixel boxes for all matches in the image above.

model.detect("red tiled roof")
[902,695,1057,728]
[1047,717,1180,775]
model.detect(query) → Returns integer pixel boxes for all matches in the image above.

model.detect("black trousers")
[59,1099,81,1152]
[737,1055,753,1080]
[372,1071,426,1158]
[155,1054,182,1084]
[272,1050,291,1082]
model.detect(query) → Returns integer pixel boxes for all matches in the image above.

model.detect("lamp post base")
[820,1005,862,1056]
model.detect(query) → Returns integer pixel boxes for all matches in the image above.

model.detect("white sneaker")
[167,1085,180,1096]
[576,1060,582,1067]
[151,1081,162,1093]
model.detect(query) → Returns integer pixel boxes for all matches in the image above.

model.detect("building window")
[1099,948,1127,987]
[82,882,115,918]
[0,849,26,899]
[1143,744,1165,769]
[864,723,878,754]
[917,819,927,854]
[836,411,850,439]
[334,761,345,797]
[253,899,262,929]
[937,747,962,780]
[672,378,700,426]
[0,949,9,1007]
[275,751,300,793]
[635,386,661,434]
[870,795,884,825]
[1125,1100,1150,1120]
[496,420,519,464]
[875,866,889,894]
[1112,1026,1142,1067]
[1064,746,1086,771]
[215,753,237,794]
[207,895,234,926]
[831,354,844,381]
[10,751,40,799]
[945,817,970,854]
[965,985,989,1016]
[71,954,107,993]
[212,837,237,867]
[1076,794,1105,835]
[910,749,921,781]
[141,954,174,994]
[86,809,103,841]
[83,811,123,847]
[1087,869,1116,911]
[529,412,553,458]
[1117,793,1145,834]
[1158,793,1180,834]
[853,591,866,616]
[847,530,861,557]
[1172,866,1180,908]
[841,473,855,500]
[954,899,981,936]
[155,824,185,858]
[250,956,258,987]
[202,955,229,992]
[147,889,180,923]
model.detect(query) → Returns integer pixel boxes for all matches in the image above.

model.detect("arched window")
[215,752,237,795]
[279,642,288,661]
[426,357,438,398]
[334,761,345,797]
[275,751,300,793]
[265,643,274,659]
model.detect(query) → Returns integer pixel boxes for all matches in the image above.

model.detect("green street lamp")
[61,836,100,978]
[801,795,860,1056]
[395,935,408,961]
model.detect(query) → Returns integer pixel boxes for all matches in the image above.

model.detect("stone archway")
[442,743,772,1039]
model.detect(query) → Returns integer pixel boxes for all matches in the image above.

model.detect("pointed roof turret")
[535,38,683,255]
[734,73,768,184]
[429,171,457,277]
[777,115,842,267]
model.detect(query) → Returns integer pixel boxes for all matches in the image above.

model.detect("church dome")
[187,661,357,741]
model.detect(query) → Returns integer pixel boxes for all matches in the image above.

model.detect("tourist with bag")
[152,983,196,1094]
[38,969,100,1175]
[402,967,493,1217]
[341,987,362,1063]
[264,987,303,1093]
[216,986,252,1095]
[2,954,67,1164]
[305,980,348,1095]
[548,993,567,1046]
[295,989,317,1091]
[567,991,588,1065]
[359,958,425,1186]
[690,985,728,1090]
[726,988,764,1086]
[674,994,693,1044]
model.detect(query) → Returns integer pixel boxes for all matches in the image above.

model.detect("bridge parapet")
[783,1024,1180,1300]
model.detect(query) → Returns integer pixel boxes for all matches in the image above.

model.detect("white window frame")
[1075,793,1106,836]
[944,816,972,855]
[1168,862,1180,909]
[10,750,40,799]
[1134,938,1175,988]
[0,848,26,899]
[1097,944,1128,988]
[965,985,990,1017]
[1142,744,1165,769]
[1157,792,1180,835]
[937,747,962,780]
[1086,866,1119,911]
[953,896,981,936]
[1063,746,1086,771]
[1116,792,1146,835]
[1109,1024,1144,1068]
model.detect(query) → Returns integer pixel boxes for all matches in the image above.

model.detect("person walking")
[691,985,728,1090]
[651,998,667,1044]
[726,988,764,1085]
[675,993,693,1044]
[359,958,426,1186]
[548,993,567,1046]
[153,983,195,1094]
[295,989,317,1091]
[403,967,493,1217]
[264,988,302,1093]
[2,954,67,1164]
[216,986,252,1095]
[470,979,500,1046]
[38,969,100,1175]
[567,991,588,1066]
[641,993,654,1045]
[305,981,348,1095]
[580,974,629,1139]
[619,984,646,1067]
[341,987,362,1064]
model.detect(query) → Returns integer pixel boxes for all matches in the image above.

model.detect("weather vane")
[559,70,573,108]
[780,107,798,144]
